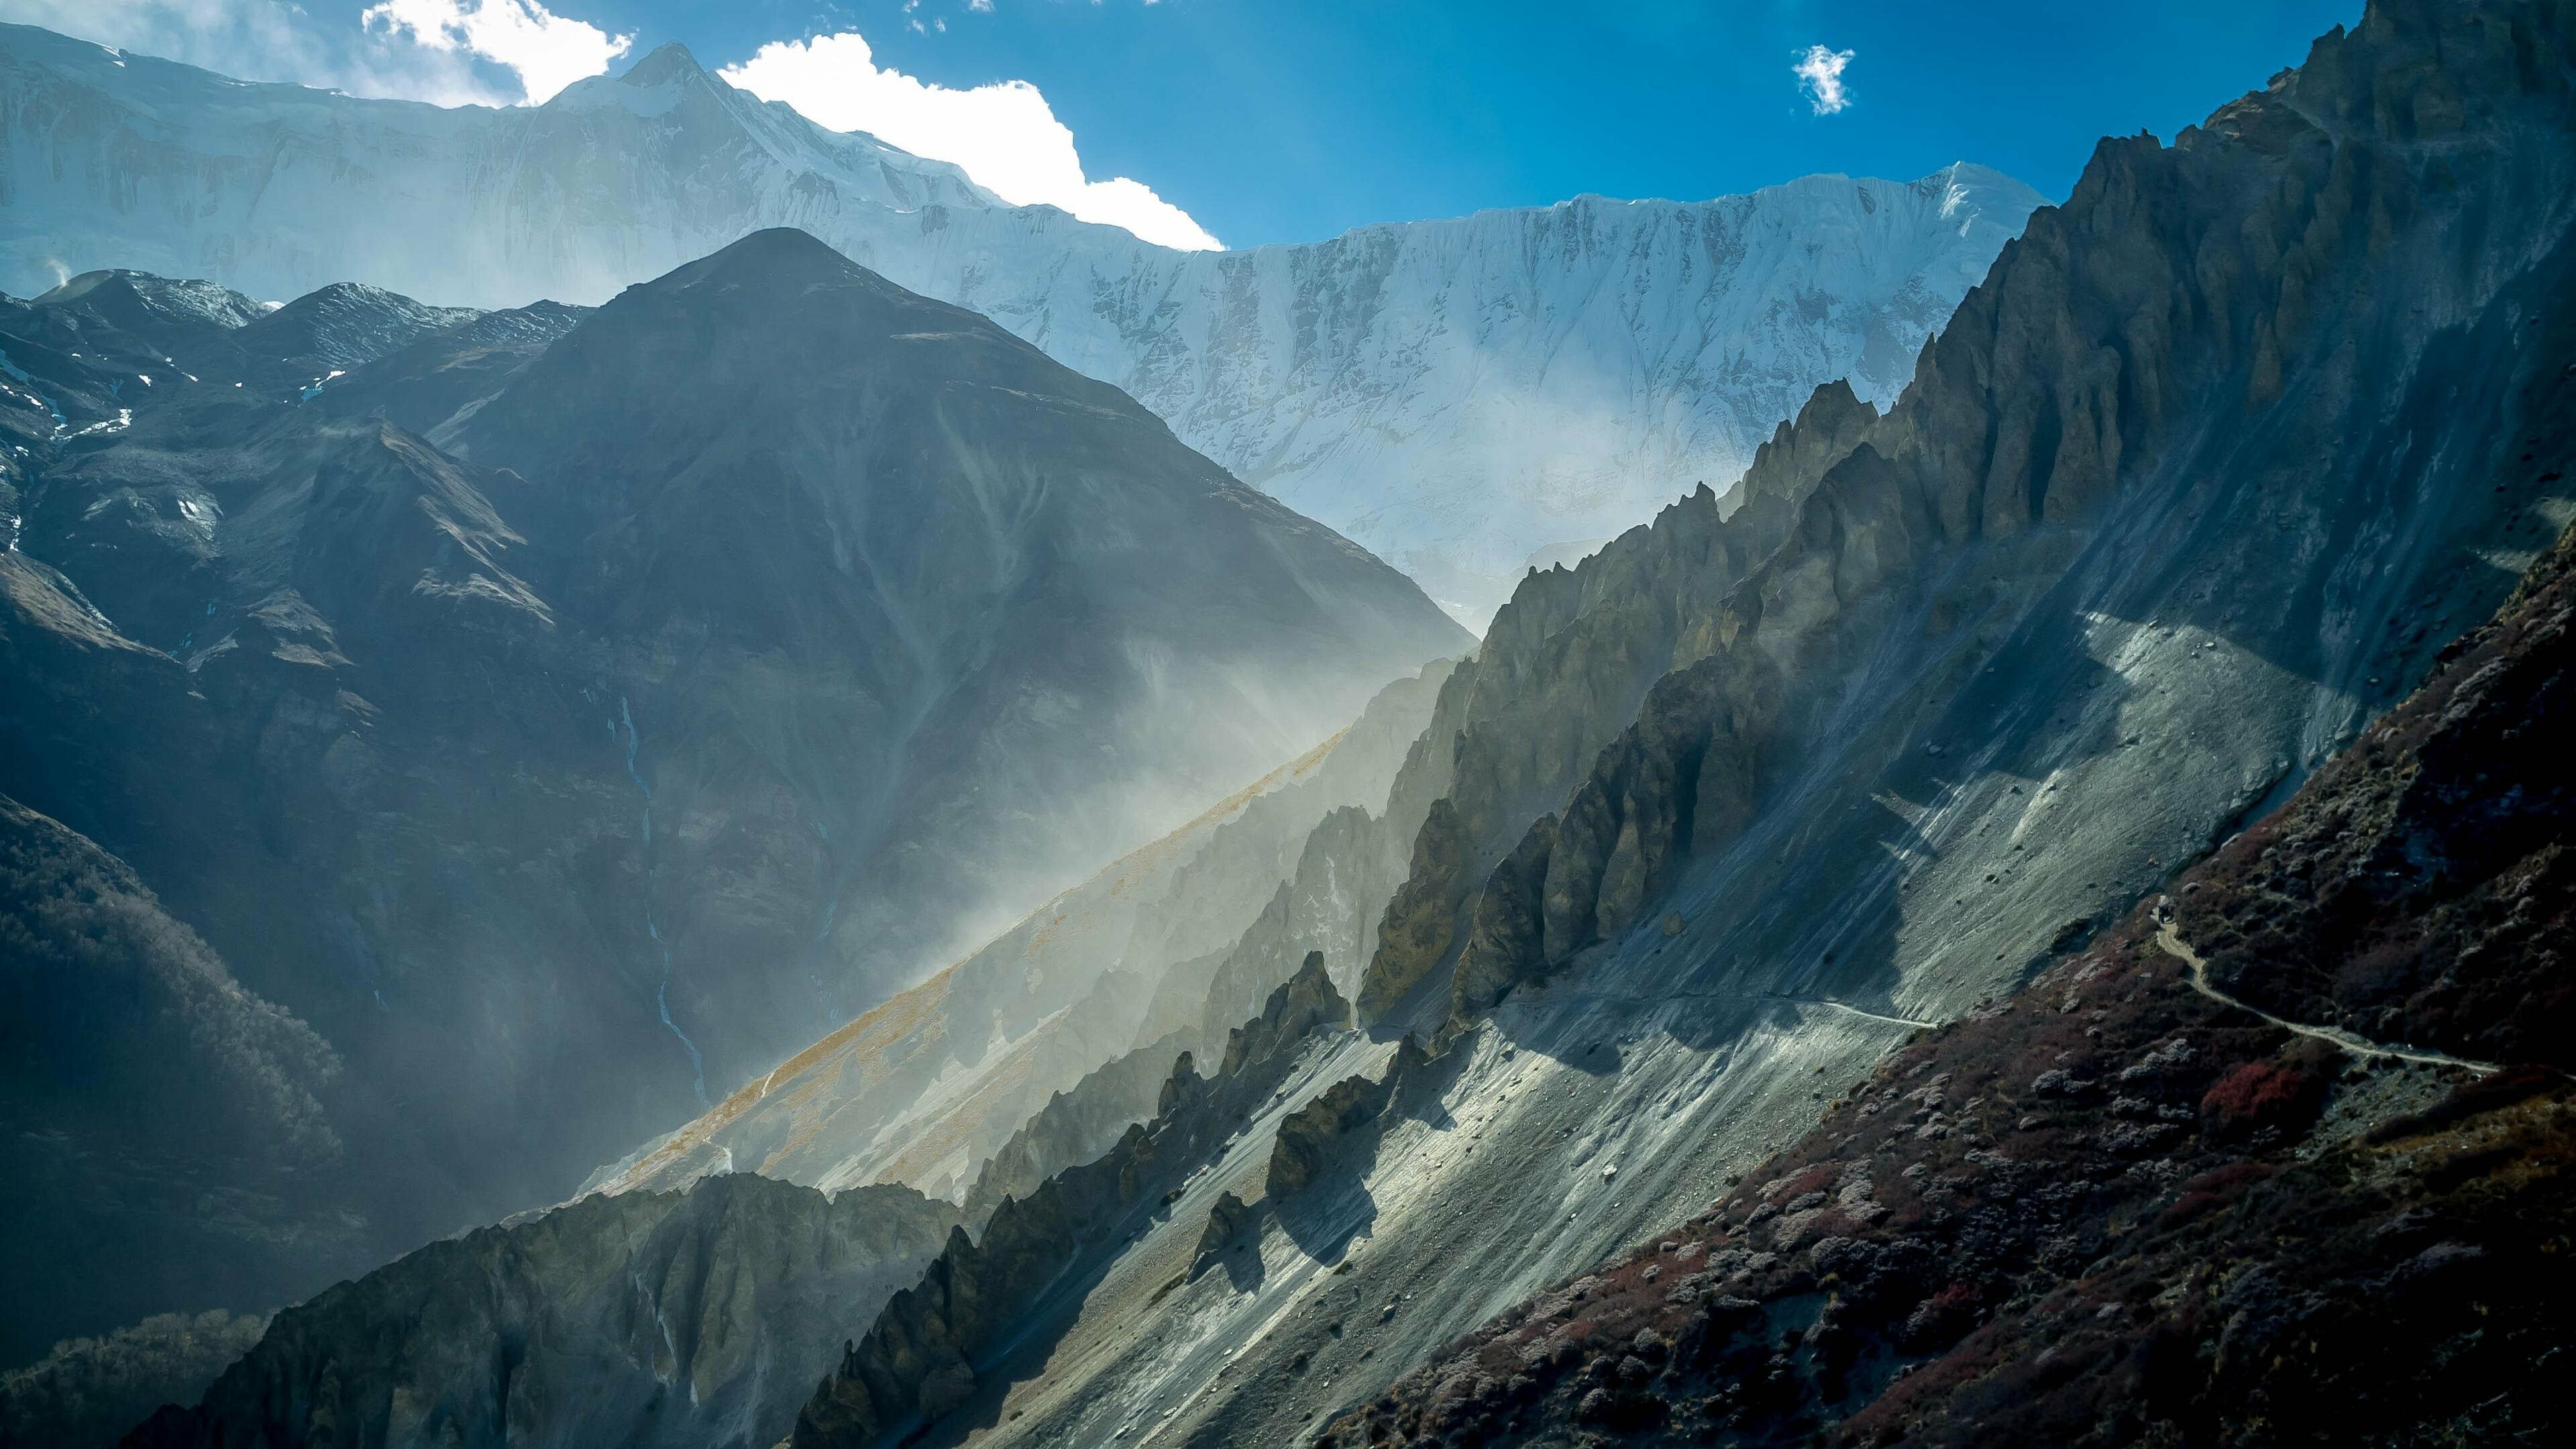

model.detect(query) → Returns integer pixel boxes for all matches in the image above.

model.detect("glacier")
[0,24,2042,625]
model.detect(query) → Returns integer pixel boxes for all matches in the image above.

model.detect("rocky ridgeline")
[1356,380,1878,1024]
[790,954,1351,1447]
[589,657,1451,1210]
[961,1027,1195,1226]
[1359,0,2576,1034]
[1266,1034,1438,1198]
[1332,514,2576,1446]
[121,1175,962,1449]
[1,25,2045,622]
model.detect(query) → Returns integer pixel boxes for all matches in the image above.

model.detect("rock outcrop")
[790,955,1352,1448]
[955,934,1379,1228]
[1195,1191,1255,1265]
[961,1028,1193,1227]
[1266,1034,1436,1197]
[123,1175,962,1449]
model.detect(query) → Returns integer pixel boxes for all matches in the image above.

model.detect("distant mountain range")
[0,23,2041,623]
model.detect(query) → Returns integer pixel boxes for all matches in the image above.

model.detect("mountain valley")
[3,1,2571,1446]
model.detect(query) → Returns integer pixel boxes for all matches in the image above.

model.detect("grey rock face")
[960,1026,1193,1228]
[1265,1034,1434,1199]
[1354,379,1881,1024]
[123,1175,962,1449]
[791,956,1352,1448]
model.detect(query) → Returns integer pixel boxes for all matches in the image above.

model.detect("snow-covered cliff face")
[888,170,2040,623]
[0,24,2040,624]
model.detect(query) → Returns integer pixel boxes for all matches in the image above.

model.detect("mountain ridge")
[0,21,2040,621]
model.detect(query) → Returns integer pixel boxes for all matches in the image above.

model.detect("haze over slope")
[0,231,1464,1364]
[0,23,2041,621]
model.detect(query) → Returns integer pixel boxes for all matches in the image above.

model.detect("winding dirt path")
[2152,920,2502,1076]
[1765,994,1942,1031]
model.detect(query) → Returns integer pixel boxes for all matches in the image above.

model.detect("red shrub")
[2200,1061,2319,1136]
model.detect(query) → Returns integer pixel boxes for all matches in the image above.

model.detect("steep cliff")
[1362,0,2576,1034]
[1340,515,2576,1448]
[791,954,1353,1448]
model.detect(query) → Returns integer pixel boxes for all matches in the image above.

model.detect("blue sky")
[17,1,2362,250]
[710,0,2363,243]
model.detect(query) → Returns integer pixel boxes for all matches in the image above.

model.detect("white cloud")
[1793,44,1854,116]
[721,32,1221,252]
[3,3,1213,248]
[362,0,630,103]
[0,0,625,107]
[0,0,452,101]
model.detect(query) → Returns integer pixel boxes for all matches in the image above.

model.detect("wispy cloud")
[2,1,1216,248]
[721,32,1221,252]
[361,0,631,104]
[0,0,627,105]
[1793,44,1855,116]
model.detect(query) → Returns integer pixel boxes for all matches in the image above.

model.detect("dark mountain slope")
[0,231,1467,1360]
[441,227,1470,1074]
[124,1175,964,1449]
[233,282,478,380]
[1341,516,2576,1448]
[0,793,353,1371]
[3,1311,271,1449]
[314,300,588,436]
